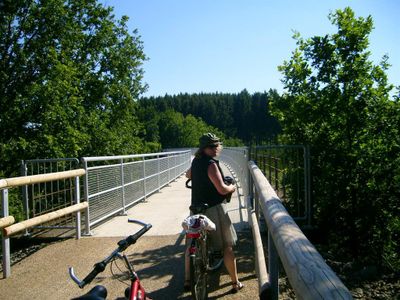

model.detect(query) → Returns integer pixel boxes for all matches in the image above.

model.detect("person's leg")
[223,246,244,292]
[223,246,238,283]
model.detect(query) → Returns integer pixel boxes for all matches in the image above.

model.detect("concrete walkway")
[91,163,248,237]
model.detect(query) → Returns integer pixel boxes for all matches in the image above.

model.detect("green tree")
[150,109,230,148]
[0,0,147,176]
[271,7,400,269]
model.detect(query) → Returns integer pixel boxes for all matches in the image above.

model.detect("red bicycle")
[68,219,152,300]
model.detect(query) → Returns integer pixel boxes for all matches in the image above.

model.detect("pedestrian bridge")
[0,148,353,299]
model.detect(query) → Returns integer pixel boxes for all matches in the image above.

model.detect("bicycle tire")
[190,240,208,300]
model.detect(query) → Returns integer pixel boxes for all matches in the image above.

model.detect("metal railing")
[20,158,80,232]
[1,169,86,278]
[248,161,352,299]
[219,147,250,202]
[82,150,191,233]
[251,145,311,225]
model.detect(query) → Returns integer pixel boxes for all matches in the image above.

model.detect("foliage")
[270,7,400,270]
[0,0,148,177]
[139,89,281,144]
[137,107,239,148]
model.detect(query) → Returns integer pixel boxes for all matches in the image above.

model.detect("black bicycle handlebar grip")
[81,262,106,287]
[119,224,152,251]
[185,179,192,189]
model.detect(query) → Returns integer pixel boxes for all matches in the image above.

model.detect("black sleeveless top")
[191,155,225,207]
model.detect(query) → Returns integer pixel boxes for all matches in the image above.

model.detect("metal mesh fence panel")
[83,150,191,229]
[250,145,311,224]
[220,147,250,201]
[89,188,123,221]
[88,164,121,196]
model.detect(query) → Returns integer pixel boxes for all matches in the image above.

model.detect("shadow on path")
[125,231,258,299]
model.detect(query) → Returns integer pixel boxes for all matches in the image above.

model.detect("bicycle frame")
[120,253,147,300]
[184,214,213,300]
[69,219,152,300]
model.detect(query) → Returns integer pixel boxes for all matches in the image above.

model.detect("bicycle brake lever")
[69,267,85,288]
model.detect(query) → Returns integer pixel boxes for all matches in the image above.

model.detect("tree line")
[138,89,281,145]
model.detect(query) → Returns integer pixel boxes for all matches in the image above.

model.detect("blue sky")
[101,0,399,97]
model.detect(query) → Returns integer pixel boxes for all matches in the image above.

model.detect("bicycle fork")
[119,254,147,300]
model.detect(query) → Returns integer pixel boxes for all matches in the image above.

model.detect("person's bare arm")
[186,168,192,179]
[207,163,235,195]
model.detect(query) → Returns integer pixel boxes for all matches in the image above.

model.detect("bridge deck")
[0,164,262,299]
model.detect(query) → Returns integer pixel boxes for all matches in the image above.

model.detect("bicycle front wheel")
[189,244,208,300]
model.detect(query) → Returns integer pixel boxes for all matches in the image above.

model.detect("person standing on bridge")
[185,133,244,293]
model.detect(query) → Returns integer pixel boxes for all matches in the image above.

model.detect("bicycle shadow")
[124,232,190,299]
[121,230,255,300]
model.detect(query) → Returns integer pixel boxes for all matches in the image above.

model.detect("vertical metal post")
[157,155,161,192]
[143,157,147,201]
[305,145,311,226]
[120,158,126,214]
[268,231,279,300]
[274,158,279,190]
[21,161,29,219]
[74,176,81,239]
[21,160,30,236]
[248,162,253,208]
[168,155,171,184]
[254,189,260,223]
[2,189,11,278]
[83,159,91,235]
[268,155,272,182]
[262,155,267,174]
[174,155,177,179]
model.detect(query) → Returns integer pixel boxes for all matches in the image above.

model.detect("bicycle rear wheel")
[190,240,208,300]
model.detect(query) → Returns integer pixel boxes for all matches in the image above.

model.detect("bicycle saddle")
[189,203,209,214]
[71,285,107,300]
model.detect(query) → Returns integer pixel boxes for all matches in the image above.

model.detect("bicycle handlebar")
[185,178,192,189]
[69,219,152,288]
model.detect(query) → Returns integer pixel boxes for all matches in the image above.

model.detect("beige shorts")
[204,202,237,250]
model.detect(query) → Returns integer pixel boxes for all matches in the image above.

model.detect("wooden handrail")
[3,202,88,236]
[248,161,352,299]
[0,169,85,189]
[0,216,15,229]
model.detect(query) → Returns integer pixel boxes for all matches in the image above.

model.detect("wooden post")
[247,197,270,299]
[268,231,279,300]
